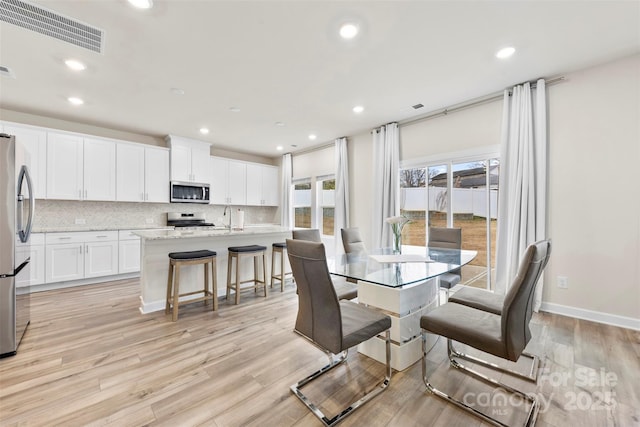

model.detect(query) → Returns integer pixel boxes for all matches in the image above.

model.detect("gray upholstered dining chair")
[292,228,357,300]
[292,228,322,242]
[286,239,392,426]
[428,227,462,299]
[420,240,551,427]
[340,227,367,255]
[446,240,552,382]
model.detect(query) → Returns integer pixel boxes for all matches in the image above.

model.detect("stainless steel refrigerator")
[0,133,34,358]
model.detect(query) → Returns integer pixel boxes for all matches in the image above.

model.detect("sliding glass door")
[401,156,499,290]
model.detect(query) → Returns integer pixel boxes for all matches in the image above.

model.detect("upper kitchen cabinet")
[2,123,47,199]
[83,138,117,201]
[116,143,169,203]
[46,132,84,200]
[47,132,116,201]
[144,146,170,203]
[116,143,145,202]
[166,135,211,183]
[211,157,246,205]
[246,163,279,206]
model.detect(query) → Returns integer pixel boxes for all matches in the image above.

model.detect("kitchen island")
[134,226,291,313]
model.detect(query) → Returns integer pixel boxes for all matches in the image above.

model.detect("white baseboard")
[539,302,640,331]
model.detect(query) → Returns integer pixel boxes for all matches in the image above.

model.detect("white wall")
[348,54,640,325]
[545,54,640,322]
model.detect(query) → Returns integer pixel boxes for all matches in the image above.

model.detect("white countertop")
[33,225,174,233]
[134,225,291,240]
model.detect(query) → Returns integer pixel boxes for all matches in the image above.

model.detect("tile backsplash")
[34,200,279,231]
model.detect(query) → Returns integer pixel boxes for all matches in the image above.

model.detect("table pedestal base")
[357,276,439,371]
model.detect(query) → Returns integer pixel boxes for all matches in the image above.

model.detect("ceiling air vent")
[0,0,104,53]
[412,103,424,110]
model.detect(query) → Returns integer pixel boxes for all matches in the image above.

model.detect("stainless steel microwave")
[170,181,210,204]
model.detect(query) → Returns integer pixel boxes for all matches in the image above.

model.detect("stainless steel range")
[167,212,216,229]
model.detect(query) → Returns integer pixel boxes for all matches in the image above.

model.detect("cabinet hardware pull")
[58,237,72,240]
[97,235,108,238]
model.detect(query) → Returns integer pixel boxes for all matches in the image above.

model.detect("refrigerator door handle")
[17,165,34,244]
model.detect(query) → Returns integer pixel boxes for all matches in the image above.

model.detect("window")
[400,167,427,246]
[400,154,499,290]
[293,179,311,229]
[318,177,335,236]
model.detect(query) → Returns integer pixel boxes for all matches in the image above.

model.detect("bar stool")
[271,242,293,292]
[226,245,268,304]
[166,250,218,322]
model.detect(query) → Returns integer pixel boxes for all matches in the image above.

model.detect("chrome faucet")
[223,205,232,229]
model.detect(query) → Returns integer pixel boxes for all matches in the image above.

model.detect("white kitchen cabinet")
[15,233,45,287]
[116,143,169,203]
[211,157,246,205]
[116,143,145,202]
[45,231,119,282]
[167,136,211,183]
[47,132,116,201]
[228,161,246,205]
[83,137,116,201]
[3,123,47,199]
[246,163,279,206]
[118,230,141,273]
[144,147,170,203]
[46,132,84,200]
[85,238,119,278]
[46,243,84,283]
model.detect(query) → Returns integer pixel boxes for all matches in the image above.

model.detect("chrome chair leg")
[422,333,539,427]
[447,338,541,382]
[291,331,391,427]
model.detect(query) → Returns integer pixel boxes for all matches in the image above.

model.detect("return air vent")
[0,0,104,53]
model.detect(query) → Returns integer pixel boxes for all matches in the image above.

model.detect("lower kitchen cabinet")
[45,231,119,282]
[46,242,84,283]
[85,240,119,278]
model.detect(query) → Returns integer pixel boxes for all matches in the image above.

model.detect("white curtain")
[334,137,349,255]
[280,153,293,228]
[495,79,547,311]
[371,123,400,249]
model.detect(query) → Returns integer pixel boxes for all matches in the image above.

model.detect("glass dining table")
[327,246,477,371]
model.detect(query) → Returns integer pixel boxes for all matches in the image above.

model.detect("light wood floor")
[1,279,638,427]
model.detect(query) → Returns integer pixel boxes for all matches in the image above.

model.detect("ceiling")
[1,1,638,158]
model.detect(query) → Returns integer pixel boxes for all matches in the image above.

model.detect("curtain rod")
[400,75,565,127]
[291,76,565,156]
[289,141,334,156]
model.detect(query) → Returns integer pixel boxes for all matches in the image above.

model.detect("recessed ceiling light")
[339,23,359,39]
[229,107,241,113]
[353,105,364,113]
[68,97,84,106]
[275,121,285,127]
[171,88,185,95]
[496,47,516,59]
[128,0,153,9]
[276,145,283,151]
[64,59,86,71]
[199,128,209,135]
[308,134,317,140]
